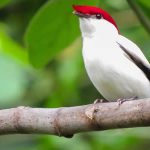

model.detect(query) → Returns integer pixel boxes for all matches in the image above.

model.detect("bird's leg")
[117,98,126,105]
[94,98,109,104]
[117,96,138,105]
[86,98,109,120]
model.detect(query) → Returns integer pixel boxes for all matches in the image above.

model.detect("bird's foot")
[127,96,138,101]
[85,99,109,120]
[117,98,126,105]
[117,96,138,105]
[94,98,109,104]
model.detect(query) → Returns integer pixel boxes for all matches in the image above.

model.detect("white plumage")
[79,18,150,101]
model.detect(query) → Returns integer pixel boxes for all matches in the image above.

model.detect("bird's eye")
[96,14,102,19]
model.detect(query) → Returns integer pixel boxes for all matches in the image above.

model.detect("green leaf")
[0,0,11,8]
[25,0,98,68]
[0,24,29,65]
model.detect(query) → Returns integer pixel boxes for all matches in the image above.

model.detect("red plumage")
[73,5,118,31]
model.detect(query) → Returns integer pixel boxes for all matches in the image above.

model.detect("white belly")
[83,41,150,101]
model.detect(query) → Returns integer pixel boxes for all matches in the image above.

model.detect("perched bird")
[73,5,150,101]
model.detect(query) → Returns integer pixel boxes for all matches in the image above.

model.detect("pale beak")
[73,11,90,18]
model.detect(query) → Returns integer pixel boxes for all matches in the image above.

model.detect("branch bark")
[0,99,150,137]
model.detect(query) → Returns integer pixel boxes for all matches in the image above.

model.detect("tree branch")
[127,0,150,34]
[0,99,150,137]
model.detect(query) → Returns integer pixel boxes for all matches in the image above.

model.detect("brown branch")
[0,99,150,137]
[127,0,150,34]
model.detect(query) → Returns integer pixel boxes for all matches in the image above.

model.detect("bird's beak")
[73,11,90,18]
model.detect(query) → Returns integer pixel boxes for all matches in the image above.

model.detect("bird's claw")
[117,98,126,105]
[85,98,109,120]
[117,96,138,105]
[94,99,109,104]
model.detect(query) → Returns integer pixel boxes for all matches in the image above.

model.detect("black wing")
[117,42,150,81]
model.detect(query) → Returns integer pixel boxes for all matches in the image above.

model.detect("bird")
[73,5,150,101]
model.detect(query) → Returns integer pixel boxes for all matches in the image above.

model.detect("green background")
[0,0,150,149]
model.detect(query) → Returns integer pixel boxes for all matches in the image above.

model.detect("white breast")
[82,36,150,101]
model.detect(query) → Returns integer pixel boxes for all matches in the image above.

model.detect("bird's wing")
[116,35,150,81]
[117,35,149,64]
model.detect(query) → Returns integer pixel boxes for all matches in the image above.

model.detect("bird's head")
[73,5,119,38]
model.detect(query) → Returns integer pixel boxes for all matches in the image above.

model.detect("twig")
[127,0,150,33]
[0,99,150,137]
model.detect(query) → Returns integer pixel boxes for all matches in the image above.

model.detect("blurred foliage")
[137,0,150,19]
[25,0,99,68]
[0,23,28,65]
[0,0,150,149]
[0,0,11,9]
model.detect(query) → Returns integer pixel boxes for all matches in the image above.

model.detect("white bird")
[73,5,150,101]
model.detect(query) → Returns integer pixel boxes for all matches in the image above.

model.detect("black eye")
[96,14,102,19]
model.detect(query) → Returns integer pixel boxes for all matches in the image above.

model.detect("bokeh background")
[0,0,150,149]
